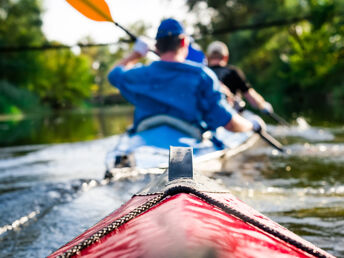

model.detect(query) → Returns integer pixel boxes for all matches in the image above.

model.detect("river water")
[0,107,343,257]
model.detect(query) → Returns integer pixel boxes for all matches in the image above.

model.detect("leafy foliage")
[31,49,94,108]
[188,0,344,118]
[0,80,41,114]
[0,0,45,86]
[0,0,98,113]
[1,0,343,120]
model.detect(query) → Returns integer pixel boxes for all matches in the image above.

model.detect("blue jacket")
[108,60,235,130]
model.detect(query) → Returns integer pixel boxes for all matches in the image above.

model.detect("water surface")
[0,108,343,257]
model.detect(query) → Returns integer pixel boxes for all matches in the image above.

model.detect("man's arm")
[219,82,235,106]
[226,67,273,113]
[244,88,273,113]
[200,68,261,133]
[244,88,266,110]
[224,113,254,132]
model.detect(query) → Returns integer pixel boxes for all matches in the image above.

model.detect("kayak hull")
[49,189,332,258]
[49,128,333,258]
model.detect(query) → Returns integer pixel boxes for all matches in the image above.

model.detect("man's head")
[155,18,189,58]
[206,41,229,66]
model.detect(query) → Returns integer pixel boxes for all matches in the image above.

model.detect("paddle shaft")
[113,21,160,56]
[113,21,137,42]
[268,112,290,127]
[257,130,284,153]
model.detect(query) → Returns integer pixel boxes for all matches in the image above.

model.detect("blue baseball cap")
[156,18,185,39]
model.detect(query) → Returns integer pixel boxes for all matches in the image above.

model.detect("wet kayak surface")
[0,113,343,257]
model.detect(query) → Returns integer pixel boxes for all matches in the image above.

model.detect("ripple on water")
[0,176,151,257]
[215,136,344,257]
[267,120,335,142]
[218,175,344,257]
[0,123,343,257]
[0,136,121,257]
[286,142,344,162]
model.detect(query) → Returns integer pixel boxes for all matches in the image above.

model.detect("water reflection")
[0,106,133,147]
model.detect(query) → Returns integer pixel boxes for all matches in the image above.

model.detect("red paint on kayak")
[49,195,158,257]
[207,192,331,257]
[50,193,325,258]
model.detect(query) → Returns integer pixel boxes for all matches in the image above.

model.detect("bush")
[0,80,42,115]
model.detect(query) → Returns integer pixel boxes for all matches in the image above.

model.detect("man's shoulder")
[184,61,218,81]
[209,65,233,76]
[152,60,215,80]
[111,63,146,74]
[228,65,244,75]
[227,65,247,80]
[210,65,230,72]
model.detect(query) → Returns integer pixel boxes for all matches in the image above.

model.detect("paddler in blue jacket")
[108,18,260,133]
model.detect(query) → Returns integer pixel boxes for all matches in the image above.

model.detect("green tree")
[0,0,95,112]
[285,1,344,109]
[32,48,94,108]
[0,0,45,86]
[0,80,41,114]
[187,0,344,118]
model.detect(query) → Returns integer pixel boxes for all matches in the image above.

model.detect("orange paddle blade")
[66,0,113,22]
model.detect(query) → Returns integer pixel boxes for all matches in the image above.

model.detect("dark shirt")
[209,65,251,94]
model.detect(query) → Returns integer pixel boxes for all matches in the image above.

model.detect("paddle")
[266,111,290,127]
[257,130,285,153]
[251,117,285,153]
[66,0,137,41]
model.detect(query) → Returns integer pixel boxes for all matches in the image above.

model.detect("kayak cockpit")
[105,113,258,178]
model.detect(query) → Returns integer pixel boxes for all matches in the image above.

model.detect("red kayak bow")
[49,147,333,258]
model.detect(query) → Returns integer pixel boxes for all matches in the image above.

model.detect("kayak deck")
[49,187,332,258]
